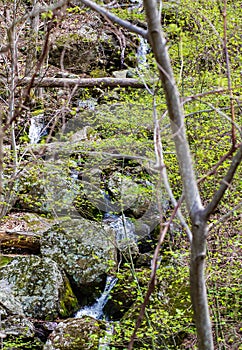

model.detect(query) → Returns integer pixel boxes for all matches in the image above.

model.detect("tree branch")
[3,21,53,132]
[78,0,148,38]
[223,0,236,148]
[8,0,68,31]
[183,85,242,104]
[208,201,242,230]
[196,100,242,139]
[152,100,192,241]
[204,142,242,217]
[197,146,238,185]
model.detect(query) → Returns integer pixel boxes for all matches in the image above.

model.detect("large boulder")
[49,9,137,75]
[49,6,138,77]
[107,171,151,219]
[0,256,78,320]
[40,219,117,298]
[43,317,106,350]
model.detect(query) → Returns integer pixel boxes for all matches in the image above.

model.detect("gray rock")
[0,315,35,338]
[0,315,43,350]
[107,171,151,218]
[0,256,78,320]
[0,280,24,318]
[40,219,117,290]
[112,70,129,78]
[43,317,106,350]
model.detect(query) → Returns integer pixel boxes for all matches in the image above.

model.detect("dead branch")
[14,77,145,88]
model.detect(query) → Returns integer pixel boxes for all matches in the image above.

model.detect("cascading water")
[137,36,149,66]
[75,191,137,321]
[108,215,137,249]
[75,275,117,320]
[29,114,46,144]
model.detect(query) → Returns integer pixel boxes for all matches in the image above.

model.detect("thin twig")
[128,198,182,349]
[195,100,242,139]
[183,85,241,104]
[204,143,242,217]
[223,0,236,148]
[3,21,53,132]
[208,201,242,230]
[79,0,148,38]
[197,145,239,185]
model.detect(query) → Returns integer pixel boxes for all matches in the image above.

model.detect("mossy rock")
[1,315,43,350]
[43,317,106,350]
[0,256,78,320]
[40,219,117,299]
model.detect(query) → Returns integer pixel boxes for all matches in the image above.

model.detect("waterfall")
[29,114,46,144]
[75,276,117,320]
[108,215,137,248]
[137,36,149,66]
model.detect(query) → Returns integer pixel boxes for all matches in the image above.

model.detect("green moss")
[59,276,79,318]
[0,255,13,268]
[31,109,44,116]
[90,68,107,78]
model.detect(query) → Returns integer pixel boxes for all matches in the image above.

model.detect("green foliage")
[2,335,43,350]
[66,5,83,15]
[110,256,194,349]
[0,255,13,268]
[206,229,242,347]
[41,10,53,20]
[0,0,241,348]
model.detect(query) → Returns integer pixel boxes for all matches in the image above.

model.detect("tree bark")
[143,1,214,348]
[190,217,214,350]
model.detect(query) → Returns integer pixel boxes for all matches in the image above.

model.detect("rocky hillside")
[0,0,241,349]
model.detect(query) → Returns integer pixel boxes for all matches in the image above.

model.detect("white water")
[108,215,137,248]
[137,36,149,66]
[75,276,117,320]
[29,115,45,144]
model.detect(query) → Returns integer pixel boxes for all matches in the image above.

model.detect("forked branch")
[204,142,242,217]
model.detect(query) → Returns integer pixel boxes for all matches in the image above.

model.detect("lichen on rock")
[40,218,117,296]
[0,256,78,320]
[43,317,106,350]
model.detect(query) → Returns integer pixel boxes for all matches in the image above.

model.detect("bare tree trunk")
[190,218,214,349]
[143,1,214,348]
